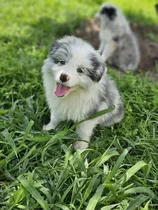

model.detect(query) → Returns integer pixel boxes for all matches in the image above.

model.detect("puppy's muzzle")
[60,73,70,83]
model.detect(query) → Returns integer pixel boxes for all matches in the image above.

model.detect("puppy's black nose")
[60,74,69,83]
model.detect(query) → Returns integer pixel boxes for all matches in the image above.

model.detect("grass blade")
[79,174,99,209]
[127,194,149,210]
[61,183,74,202]
[0,109,9,114]
[54,204,70,210]
[122,161,147,183]
[104,149,129,184]
[124,187,155,198]
[10,186,25,206]
[86,184,105,210]
[101,204,118,210]
[142,199,151,210]
[71,106,115,129]
[81,106,115,121]
[18,175,49,210]
[2,129,18,157]
[95,148,119,167]
[23,120,34,140]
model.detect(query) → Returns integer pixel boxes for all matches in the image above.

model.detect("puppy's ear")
[101,7,116,20]
[49,40,60,55]
[96,62,106,82]
[89,53,106,82]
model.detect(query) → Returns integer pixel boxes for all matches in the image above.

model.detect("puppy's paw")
[73,141,89,150]
[43,123,55,131]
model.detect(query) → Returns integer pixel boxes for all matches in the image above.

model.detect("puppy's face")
[45,36,105,97]
[95,3,117,22]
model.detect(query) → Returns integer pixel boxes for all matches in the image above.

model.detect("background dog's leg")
[73,120,97,150]
[98,42,105,54]
[101,40,117,62]
[43,111,60,131]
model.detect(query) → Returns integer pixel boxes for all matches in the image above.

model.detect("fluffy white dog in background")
[42,36,124,149]
[95,3,140,71]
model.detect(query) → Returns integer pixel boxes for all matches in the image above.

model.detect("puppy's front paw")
[73,141,89,150]
[43,122,55,131]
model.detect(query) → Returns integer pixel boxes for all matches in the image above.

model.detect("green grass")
[0,0,158,209]
[146,32,158,43]
[108,0,158,25]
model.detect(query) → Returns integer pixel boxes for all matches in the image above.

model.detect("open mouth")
[55,83,71,97]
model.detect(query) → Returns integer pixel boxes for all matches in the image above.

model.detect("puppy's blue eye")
[77,68,84,73]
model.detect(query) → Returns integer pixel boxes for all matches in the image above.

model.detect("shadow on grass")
[1,15,82,50]
[0,9,157,49]
[27,16,82,47]
[0,15,83,90]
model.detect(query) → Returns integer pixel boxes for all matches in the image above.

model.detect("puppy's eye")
[54,60,65,65]
[58,60,65,65]
[77,68,84,73]
[58,60,65,66]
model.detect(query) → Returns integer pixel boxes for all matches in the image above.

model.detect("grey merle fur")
[88,53,104,82]
[42,36,124,149]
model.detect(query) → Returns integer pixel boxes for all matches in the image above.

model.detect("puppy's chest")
[54,95,96,122]
[100,29,113,43]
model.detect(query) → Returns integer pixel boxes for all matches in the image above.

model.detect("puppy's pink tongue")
[55,83,70,97]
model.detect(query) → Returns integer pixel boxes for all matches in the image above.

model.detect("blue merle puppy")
[95,3,140,71]
[42,36,124,149]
